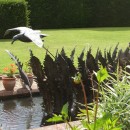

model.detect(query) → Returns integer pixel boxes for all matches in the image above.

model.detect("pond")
[0,96,44,130]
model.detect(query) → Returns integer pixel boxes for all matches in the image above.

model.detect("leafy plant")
[47,102,69,123]
[93,66,109,129]
[73,66,123,130]
[72,66,123,130]
[24,60,32,74]
[81,112,122,130]
[47,102,82,130]
[72,72,82,85]
[3,63,17,78]
[95,66,109,83]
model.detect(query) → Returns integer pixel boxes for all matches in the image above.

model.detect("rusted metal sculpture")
[29,44,130,125]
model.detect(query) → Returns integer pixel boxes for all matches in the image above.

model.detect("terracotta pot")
[2,77,16,91]
[27,75,33,86]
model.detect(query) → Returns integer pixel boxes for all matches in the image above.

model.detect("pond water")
[0,96,44,130]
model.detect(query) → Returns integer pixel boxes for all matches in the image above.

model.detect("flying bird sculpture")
[4,27,55,58]
[4,27,47,48]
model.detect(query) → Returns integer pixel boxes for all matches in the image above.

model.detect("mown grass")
[0,27,129,73]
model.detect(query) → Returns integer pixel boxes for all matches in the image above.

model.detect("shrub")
[26,0,45,29]
[27,0,93,29]
[27,0,130,28]
[86,0,130,27]
[0,0,30,38]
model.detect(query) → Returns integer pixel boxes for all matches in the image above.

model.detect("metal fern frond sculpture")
[6,50,31,92]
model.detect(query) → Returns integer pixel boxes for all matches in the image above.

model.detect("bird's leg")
[11,40,15,44]
[42,46,55,59]
[43,46,68,65]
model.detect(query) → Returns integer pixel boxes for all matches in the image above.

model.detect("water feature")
[0,96,44,130]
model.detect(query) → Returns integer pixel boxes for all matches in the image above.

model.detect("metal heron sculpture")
[4,27,55,58]
[5,50,32,96]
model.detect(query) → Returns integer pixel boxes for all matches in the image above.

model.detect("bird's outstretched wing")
[4,27,32,36]
[25,31,44,48]
[40,33,48,38]
[4,28,20,37]
[33,30,48,38]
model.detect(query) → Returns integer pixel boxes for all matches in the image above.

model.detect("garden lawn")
[0,27,129,73]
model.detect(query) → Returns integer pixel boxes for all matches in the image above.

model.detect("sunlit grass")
[0,27,129,73]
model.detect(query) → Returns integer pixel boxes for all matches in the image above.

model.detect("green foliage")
[24,60,32,73]
[99,70,130,129]
[1,0,130,29]
[61,102,69,119]
[77,107,95,122]
[47,102,69,123]
[95,66,109,83]
[72,66,126,130]
[26,0,130,28]
[26,0,45,29]
[72,72,82,84]
[81,113,122,130]
[27,0,87,29]
[0,0,29,38]
[47,114,63,123]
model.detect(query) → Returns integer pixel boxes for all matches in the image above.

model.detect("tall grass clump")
[77,66,123,130]
[99,65,130,129]
[77,65,130,130]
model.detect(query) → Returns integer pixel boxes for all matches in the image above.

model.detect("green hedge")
[27,0,58,29]
[27,0,130,29]
[89,0,130,27]
[1,0,130,32]
[27,0,89,29]
[0,0,29,38]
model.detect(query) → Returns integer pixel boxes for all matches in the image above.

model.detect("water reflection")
[19,98,32,107]
[3,100,16,111]
[0,96,44,130]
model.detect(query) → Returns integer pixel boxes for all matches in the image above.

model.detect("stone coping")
[0,77,40,100]
[29,121,82,130]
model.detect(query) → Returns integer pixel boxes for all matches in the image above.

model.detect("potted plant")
[2,64,17,91]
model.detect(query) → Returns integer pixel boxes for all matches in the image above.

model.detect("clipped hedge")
[90,0,130,27]
[1,0,130,32]
[0,0,29,38]
[27,0,59,29]
[27,0,130,29]
[27,0,89,29]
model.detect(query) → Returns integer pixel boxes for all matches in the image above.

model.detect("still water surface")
[0,96,44,130]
